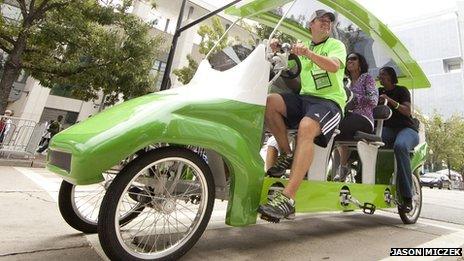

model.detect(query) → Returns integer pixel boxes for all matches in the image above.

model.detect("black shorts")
[336,111,374,141]
[280,93,342,147]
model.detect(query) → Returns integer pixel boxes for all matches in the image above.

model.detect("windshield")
[256,0,405,80]
[209,0,403,77]
[223,0,430,89]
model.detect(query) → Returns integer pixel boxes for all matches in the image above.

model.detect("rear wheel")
[98,147,215,261]
[58,171,143,233]
[398,174,422,224]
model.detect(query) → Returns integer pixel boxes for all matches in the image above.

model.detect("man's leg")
[393,128,419,200]
[265,94,291,154]
[258,116,321,221]
[265,146,279,171]
[283,117,321,198]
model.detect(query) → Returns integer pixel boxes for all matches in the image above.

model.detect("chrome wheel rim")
[71,171,139,225]
[406,176,421,219]
[114,157,208,259]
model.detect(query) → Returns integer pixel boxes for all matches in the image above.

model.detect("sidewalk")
[0,166,101,261]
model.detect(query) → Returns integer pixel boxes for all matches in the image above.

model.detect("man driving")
[259,9,347,221]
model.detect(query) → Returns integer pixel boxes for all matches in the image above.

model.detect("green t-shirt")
[299,38,347,110]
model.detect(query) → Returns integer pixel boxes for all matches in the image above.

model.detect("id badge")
[311,69,331,90]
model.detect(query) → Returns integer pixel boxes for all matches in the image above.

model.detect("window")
[39,108,79,129]
[187,6,194,20]
[50,84,80,99]
[1,3,22,22]
[150,59,167,90]
[443,58,462,73]
[164,19,170,32]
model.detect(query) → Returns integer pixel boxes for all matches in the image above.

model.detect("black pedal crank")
[362,203,376,215]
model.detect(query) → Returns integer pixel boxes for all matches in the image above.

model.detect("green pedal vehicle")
[47,0,430,260]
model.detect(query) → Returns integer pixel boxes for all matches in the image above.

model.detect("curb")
[0,159,46,168]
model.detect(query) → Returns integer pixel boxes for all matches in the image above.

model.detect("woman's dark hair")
[345,52,369,78]
[379,66,398,84]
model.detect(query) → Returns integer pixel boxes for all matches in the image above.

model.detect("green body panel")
[376,151,396,185]
[261,178,394,211]
[226,0,431,89]
[48,92,266,226]
[225,0,293,17]
[374,143,427,185]
[411,143,427,172]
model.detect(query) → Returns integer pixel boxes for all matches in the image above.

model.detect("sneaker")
[333,165,350,182]
[258,191,295,222]
[266,153,293,178]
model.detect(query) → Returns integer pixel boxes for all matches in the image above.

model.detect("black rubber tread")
[97,147,215,261]
[398,174,422,224]
[58,180,144,234]
[58,180,99,233]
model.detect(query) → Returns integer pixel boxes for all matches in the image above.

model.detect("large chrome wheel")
[98,147,214,260]
[398,174,422,224]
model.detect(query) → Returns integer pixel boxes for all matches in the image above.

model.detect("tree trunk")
[0,34,27,115]
[0,60,22,114]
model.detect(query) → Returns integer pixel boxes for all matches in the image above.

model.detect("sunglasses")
[347,56,359,61]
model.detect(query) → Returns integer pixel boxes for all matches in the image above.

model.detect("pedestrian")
[37,115,63,153]
[0,110,13,146]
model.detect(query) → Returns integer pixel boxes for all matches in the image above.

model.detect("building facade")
[389,4,464,117]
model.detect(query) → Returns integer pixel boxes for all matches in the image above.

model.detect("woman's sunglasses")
[347,56,359,61]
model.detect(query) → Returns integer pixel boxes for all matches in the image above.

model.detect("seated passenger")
[378,66,419,213]
[334,53,378,181]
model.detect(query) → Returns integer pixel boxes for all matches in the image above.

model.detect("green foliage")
[254,24,296,43]
[421,112,464,174]
[197,17,227,56]
[172,55,198,85]
[0,0,165,107]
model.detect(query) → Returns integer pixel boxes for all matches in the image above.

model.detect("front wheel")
[398,174,422,224]
[98,147,215,261]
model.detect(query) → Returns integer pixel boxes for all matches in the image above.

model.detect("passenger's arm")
[380,91,412,117]
[353,75,379,107]
[395,101,412,116]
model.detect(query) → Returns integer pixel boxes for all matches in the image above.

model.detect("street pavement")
[0,166,463,261]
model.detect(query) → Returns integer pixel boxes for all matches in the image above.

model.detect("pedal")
[260,213,281,223]
[362,203,376,215]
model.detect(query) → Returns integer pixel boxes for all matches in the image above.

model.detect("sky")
[202,0,460,25]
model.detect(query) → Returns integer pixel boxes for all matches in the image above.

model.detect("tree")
[0,0,164,113]
[172,16,227,85]
[254,23,296,43]
[422,112,464,175]
[172,55,198,85]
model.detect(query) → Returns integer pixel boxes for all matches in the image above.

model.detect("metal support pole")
[160,0,187,91]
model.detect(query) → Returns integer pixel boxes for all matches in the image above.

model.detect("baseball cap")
[309,9,336,23]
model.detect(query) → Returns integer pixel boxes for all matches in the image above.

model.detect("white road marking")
[15,167,464,261]
[14,167,59,201]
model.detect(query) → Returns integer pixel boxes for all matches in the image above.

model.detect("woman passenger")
[378,66,419,212]
[334,53,378,181]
